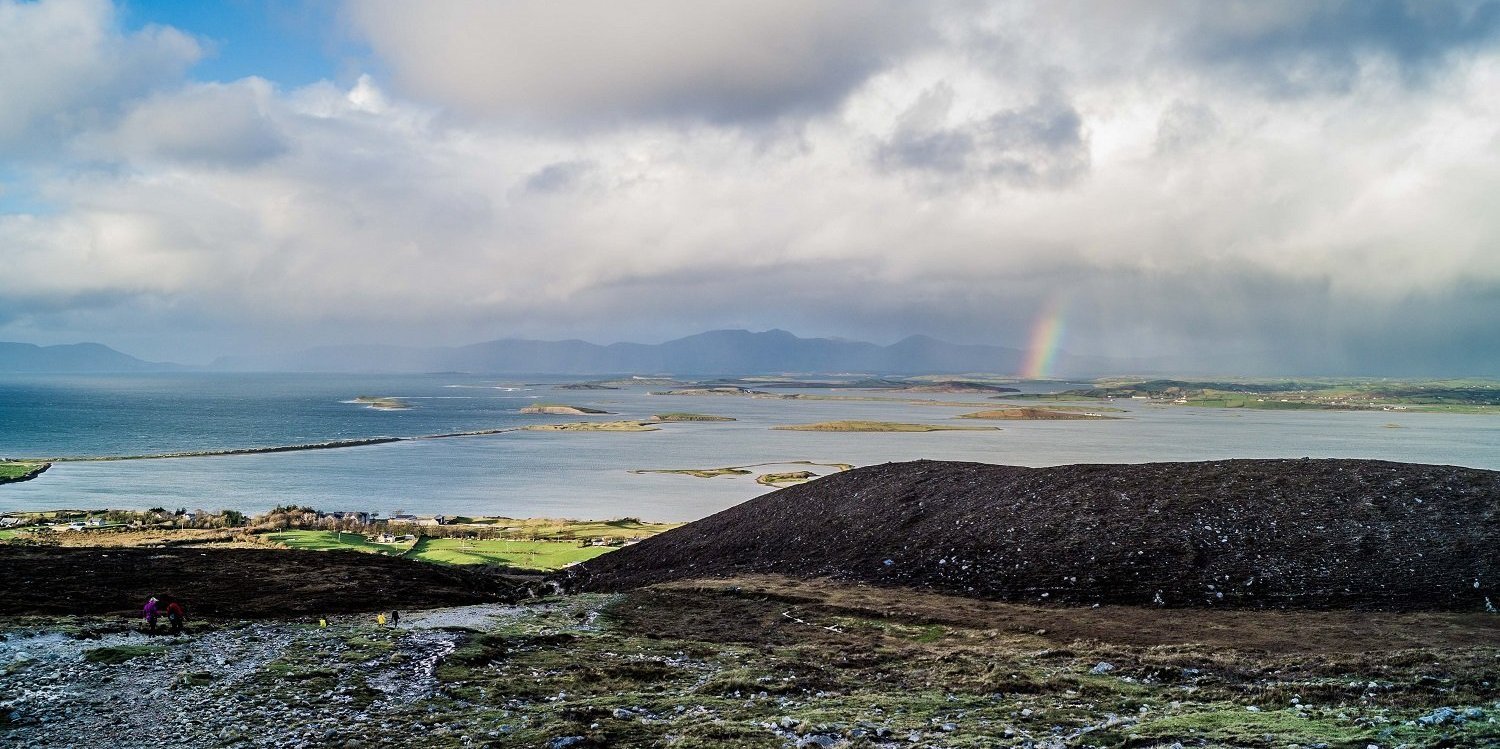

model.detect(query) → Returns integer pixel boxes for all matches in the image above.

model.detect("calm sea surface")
[2,373,1498,521]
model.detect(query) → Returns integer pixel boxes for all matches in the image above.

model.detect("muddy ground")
[0,547,520,618]
[3,575,1497,748]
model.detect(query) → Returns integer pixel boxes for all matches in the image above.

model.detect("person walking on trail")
[390,610,400,626]
[142,597,160,632]
[165,598,187,635]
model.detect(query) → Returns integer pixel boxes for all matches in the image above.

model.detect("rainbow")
[1019,298,1066,379]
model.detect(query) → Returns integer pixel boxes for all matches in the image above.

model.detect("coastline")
[0,462,50,485]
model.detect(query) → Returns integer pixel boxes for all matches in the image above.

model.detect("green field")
[456,517,678,540]
[264,530,410,555]
[263,529,623,570]
[405,537,614,570]
[0,461,45,480]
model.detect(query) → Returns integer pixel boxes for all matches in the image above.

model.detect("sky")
[1,0,1498,374]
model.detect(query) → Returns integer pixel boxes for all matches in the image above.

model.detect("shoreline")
[0,462,50,485]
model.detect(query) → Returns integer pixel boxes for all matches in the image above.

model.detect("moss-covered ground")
[6,576,1497,748]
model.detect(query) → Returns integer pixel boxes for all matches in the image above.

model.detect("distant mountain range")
[0,330,1132,376]
[0,342,180,373]
[211,329,1130,376]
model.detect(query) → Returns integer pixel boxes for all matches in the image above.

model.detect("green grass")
[264,530,409,555]
[0,461,44,480]
[404,537,615,570]
[772,420,997,432]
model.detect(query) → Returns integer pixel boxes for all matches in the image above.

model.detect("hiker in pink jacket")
[142,597,160,632]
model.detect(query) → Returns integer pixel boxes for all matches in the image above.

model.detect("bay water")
[2,373,1497,521]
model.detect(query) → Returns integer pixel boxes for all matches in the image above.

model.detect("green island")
[631,460,853,479]
[773,420,998,432]
[755,470,817,486]
[957,407,1117,420]
[649,412,736,422]
[523,421,659,432]
[520,404,611,415]
[1015,378,1500,413]
[652,386,1007,409]
[0,461,50,484]
[351,395,411,410]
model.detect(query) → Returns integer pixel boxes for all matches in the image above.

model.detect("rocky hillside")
[567,459,1500,610]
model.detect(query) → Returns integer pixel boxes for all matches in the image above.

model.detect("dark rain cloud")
[878,95,1090,188]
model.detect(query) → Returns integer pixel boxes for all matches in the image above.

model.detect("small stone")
[1090,662,1115,674]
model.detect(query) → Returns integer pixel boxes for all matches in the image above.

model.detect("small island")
[755,470,817,486]
[552,383,620,390]
[631,467,754,478]
[896,380,1021,394]
[772,421,998,432]
[650,387,774,397]
[631,460,853,479]
[957,408,1117,420]
[520,404,612,415]
[524,421,659,432]
[352,395,412,410]
[649,413,736,422]
[0,461,50,485]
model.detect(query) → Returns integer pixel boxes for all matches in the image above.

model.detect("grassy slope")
[264,529,628,571]
[461,518,679,540]
[264,530,409,555]
[405,537,612,570]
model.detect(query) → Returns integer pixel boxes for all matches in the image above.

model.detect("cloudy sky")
[1,0,1498,374]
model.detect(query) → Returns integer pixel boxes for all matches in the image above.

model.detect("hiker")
[142,597,160,632]
[165,597,187,635]
[377,612,386,626]
[390,610,400,626]
[318,615,328,629]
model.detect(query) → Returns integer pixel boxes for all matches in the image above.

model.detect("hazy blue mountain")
[0,342,179,373]
[212,329,1059,375]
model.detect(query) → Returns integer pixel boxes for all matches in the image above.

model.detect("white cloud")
[78,78,287,166]
[2,0,1500,373]
[344,0,929,123]
[0,0,199,153]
